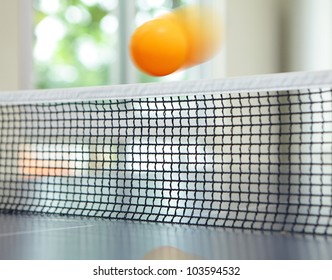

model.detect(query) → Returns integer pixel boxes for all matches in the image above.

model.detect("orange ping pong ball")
[174,5,223,67]
[130,17,188,76]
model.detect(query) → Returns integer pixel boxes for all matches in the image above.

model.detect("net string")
[0,83,331,235]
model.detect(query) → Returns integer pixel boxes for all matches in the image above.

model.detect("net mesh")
[0,85,331,235]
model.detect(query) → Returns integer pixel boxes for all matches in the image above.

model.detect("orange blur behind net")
[19,151,74,178]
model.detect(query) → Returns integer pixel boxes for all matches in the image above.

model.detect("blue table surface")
[0,213,331,260]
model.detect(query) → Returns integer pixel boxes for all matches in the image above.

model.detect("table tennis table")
[0,71,331,259]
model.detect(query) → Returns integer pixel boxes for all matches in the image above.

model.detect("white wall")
[0,0,20,90]
[224,0,332,76]
[281,0,332,72]
[0,0,32,91]
[225,0,281,77]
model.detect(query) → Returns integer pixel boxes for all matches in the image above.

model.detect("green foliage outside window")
[33,0,193,89]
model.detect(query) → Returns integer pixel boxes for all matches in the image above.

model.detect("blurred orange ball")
[130,17,188,76]
[130,4,223,77]
[174,5,223,67]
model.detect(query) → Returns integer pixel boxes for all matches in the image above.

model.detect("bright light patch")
[145,0,167,8]
[135,11,152,26]
[19,144,90,178]
[100,15,119,34]
[65,6,91,25]
[77,39,102,69]
[48,65,79,83]
[153,8,171,18]
[38,0,61,14]
[98,0,119,11]
[34,16,67,61]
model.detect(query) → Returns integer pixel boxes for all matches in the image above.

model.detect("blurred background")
[0,0,332,91]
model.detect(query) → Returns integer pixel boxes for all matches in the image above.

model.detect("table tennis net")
[0,72,331,235]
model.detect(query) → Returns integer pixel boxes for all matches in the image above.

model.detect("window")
[33,0,205,89]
